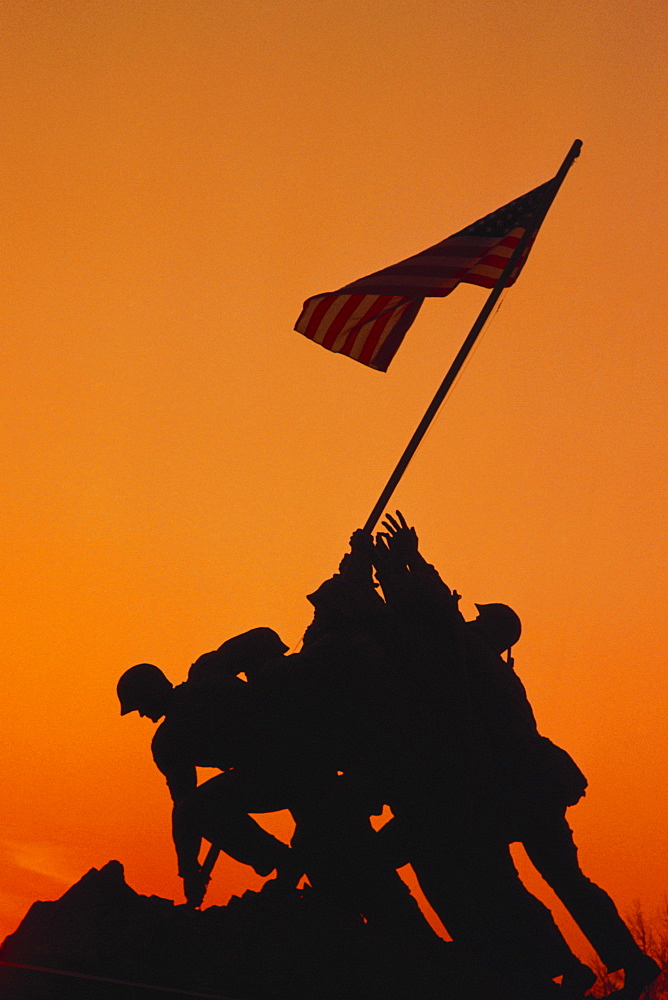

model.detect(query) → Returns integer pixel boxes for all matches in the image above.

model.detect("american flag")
[295,178,553,371]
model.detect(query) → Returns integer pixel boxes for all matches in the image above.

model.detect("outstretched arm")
[166,767,208,906]
[152,734,205,906]
[377,510,430,572]
[375,511,462,617]
[172,800,210,908]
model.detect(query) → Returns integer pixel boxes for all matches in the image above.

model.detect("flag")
[295,177,554,371]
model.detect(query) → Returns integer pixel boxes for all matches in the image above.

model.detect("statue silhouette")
[117,627,437,957]
[314,527,579,998]
[291,532,444,954]
[373,511,659,1000]
[284,528,576,998]
[117,519,659,999]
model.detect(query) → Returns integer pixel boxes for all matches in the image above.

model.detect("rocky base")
[0,861,474,999]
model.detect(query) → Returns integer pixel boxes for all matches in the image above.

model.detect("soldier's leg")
[175,770,292,876]
[293,779,413,911]
[522,805,659,989]
[390,783,583,999]
[294,776,441,941]
[418,828,574,966]
[291,781,450,999]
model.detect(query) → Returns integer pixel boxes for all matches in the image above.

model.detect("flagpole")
[363,139,582,533]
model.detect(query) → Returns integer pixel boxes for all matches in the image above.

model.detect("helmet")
[216,628,289,667]
[117,663,172,716]
[473,603,522,654]
[189,628,289,684]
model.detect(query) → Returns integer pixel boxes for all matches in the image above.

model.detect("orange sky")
[1,0,666,966]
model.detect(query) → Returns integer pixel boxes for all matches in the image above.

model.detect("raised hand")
[379,510,419,561]
[372,532,393,568]
[372,531,407,577]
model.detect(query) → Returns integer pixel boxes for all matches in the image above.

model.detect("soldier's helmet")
[189,628,289,685]
[117,663,172,716]
[216,628,288,668]
[473,603,522,655]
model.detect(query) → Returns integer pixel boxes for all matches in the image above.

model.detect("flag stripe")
[369,298,424,371]
[313,295,359,348]
[320,294,369,350]
[327,295,394,353]
[331,297,402,357]
[298,294,333,338]
[355,300,408,366]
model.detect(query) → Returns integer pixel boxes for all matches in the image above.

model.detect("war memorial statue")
[115,513,659,1000]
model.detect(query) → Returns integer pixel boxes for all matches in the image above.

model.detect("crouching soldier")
[116,654,299,906]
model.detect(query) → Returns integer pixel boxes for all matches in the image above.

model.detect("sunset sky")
[1,0,666,966]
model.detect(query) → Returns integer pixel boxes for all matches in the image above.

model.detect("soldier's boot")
[561,960,597,998]
[617,953,660,999]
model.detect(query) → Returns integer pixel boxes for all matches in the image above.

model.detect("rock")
[0,861,468,999]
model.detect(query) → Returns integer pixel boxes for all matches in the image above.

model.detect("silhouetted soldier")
[299,530,412,797]
[117,649,301,906]
[288,533,454,988]
[375,511,660,1000]
[117,627,437,959]
[289,528,578,997]
[338,529,582,998]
